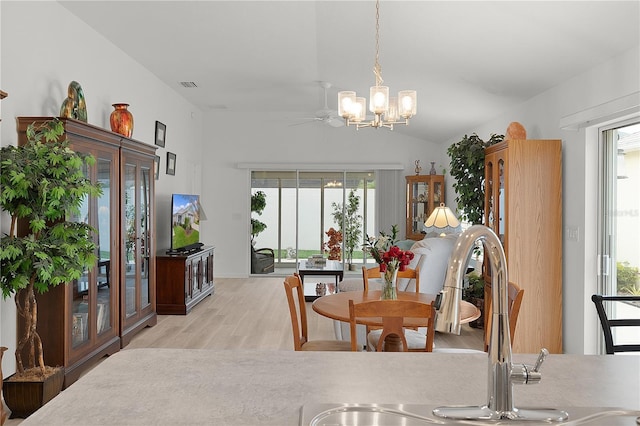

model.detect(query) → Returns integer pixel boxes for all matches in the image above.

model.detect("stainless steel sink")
[300,403,640,425]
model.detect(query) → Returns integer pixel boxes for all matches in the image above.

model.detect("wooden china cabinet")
[16,117,157,387]
[405,174,445,240]
[484,139,562,354]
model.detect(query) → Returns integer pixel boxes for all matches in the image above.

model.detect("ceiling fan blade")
[326,118,345,128]
[288,118,320,127]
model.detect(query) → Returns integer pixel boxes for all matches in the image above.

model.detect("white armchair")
[333,235,458,347]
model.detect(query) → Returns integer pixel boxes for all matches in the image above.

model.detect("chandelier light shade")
[338,0,417,130]
[424,203,461,236]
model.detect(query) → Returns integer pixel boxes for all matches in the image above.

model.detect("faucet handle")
[511,348,549,385]
[533,348,549,372]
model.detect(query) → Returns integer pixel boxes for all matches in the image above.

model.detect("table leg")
[383,334,403,352]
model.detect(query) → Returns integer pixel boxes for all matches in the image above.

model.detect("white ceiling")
[59,1,640,143]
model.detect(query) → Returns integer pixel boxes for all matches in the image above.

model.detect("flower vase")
[110,103,134,138]
[429,162,437,175]
[381,267,399,300]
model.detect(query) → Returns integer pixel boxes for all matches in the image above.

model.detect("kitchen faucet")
[432,225,569,421]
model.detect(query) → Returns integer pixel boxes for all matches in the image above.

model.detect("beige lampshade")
[424,203,460,235]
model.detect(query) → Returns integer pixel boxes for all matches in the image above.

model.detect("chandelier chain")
[373,0,383,87]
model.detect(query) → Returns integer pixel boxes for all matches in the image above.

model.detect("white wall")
[440,46,640,354]
[200,110,444,277]
[0,1,204,374]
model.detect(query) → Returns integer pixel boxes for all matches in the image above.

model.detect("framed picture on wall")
[154,155,160,180]
[155,121,166,147]
[166,152,176,176]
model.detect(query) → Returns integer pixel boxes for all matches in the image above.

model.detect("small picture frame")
[154,155,160,180]
[155,121,166,147]
[166,152,176,176]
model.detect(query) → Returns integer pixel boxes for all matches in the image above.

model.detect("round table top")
[312,290,481,327]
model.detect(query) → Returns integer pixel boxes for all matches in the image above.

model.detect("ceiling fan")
[292,81,344,128]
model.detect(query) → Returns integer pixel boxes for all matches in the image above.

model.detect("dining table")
[312,290,481,326]
[312,290,481,351]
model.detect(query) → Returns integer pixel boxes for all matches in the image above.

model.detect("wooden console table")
[156,246,215,314]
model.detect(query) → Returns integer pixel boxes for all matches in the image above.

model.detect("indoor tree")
[331,189,362,269]
[0,119,101,378]
[250,190,267,244]
[447,133,503,224]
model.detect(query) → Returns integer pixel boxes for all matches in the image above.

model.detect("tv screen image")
[171,194,201,251]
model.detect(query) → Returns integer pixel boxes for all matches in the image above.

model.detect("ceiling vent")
[179,81,198,88]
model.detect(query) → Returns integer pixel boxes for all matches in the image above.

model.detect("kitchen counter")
[19,349,640,425]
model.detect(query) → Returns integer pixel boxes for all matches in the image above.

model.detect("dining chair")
[434,281,524,353]
[591,294,640,354]
[362,265,420,293]
[348,299,435,352]
[283,274,353,351]
[482,281,524,351]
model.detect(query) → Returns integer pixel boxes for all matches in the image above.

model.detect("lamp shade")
[424,203,461,236]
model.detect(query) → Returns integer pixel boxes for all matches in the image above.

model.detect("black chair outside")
[591,294,640,354]
[251,246,274,274]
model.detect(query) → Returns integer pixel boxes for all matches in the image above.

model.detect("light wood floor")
[126,277,485,351]
[3,277,483,425]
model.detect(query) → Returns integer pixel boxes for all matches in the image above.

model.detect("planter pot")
[1,346,7,426]
[2,367,64,419]
[469,297,484,329]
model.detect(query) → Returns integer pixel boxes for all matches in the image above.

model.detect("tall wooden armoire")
[484,139,563,354]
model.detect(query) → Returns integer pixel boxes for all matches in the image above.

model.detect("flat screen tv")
[171,193,202,252]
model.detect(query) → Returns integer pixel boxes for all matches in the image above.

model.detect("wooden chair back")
[348,299,435,352]
[283,274,308,350]
[283,274,352,351]
[591,294,640,354]
[484,281,524,351]
[362,265,420,293]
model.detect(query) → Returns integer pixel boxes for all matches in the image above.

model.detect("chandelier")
[338,0,417,130]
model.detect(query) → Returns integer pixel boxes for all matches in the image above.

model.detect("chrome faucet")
[432,225,568,421]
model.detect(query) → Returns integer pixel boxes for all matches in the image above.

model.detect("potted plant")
[331,189,362,270]
[447,133,503,224]
[323,227,342,260]
[0,119,101,418]
[463,272,485,328]
[250,190,267,244]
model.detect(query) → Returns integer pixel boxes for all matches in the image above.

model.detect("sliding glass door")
[250,169,375,272]
[597,120,640,352]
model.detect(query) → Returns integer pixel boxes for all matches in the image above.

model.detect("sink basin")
[300,404,640,425]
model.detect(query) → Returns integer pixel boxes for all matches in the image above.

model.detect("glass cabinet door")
[123,162,138,319]
[71,152,117,350]
[71,161,91,348]
[140,166,152,309]
[96,158,114,337]
[411,180,430,235]
[405,175,445,240]
[121,150,155,338]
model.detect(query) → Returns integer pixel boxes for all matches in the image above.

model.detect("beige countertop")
[19,349,640,425]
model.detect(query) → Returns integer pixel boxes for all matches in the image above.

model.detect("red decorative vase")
[110,103,134,137]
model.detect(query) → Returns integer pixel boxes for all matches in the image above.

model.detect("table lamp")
[424,203,461,236]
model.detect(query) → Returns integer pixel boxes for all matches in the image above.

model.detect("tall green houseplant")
[250,190,267,244]
[447,133,503,224]
[331,189,362,268]
[0,119,102,377]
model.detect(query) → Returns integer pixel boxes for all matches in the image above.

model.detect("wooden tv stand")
[156,246,215,315]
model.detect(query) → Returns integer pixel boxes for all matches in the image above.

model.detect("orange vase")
[110,103,134,137]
